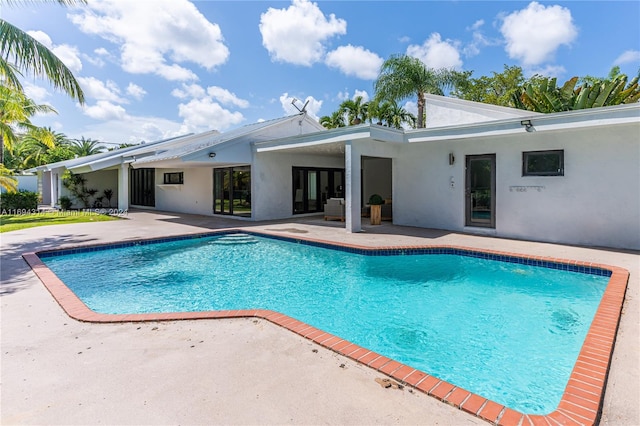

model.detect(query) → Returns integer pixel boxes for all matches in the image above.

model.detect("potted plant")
[368,194,384,225]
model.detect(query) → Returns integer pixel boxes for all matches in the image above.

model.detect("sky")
[3,0,640,146]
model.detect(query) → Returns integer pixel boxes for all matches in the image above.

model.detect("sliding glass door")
[213,166,251,217]
[293,167,344,214]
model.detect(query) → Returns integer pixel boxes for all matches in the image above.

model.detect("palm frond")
[0,19,84,103]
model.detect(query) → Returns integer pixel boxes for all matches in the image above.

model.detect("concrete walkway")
[1,211,638,425]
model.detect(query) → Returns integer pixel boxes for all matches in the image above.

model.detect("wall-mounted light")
[520,119,534,132]
[208,152,216,158]
[448,152,455,165]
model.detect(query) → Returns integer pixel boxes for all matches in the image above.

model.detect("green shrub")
[58,195,73,210]
[0,190,39,211]
[368,194,384,205]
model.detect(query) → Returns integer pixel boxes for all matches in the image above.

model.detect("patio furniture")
[324,198,345,221]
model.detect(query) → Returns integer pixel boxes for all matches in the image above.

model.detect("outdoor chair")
[323,198,345,221]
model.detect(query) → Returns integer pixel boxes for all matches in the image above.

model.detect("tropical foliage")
[71,137,106,157]
[452,65,525,108]
[339,95,368,125]
[319,111,346,129]
[512,68,640,113]
[374,54,463,128]
[0,9,85,101]
[0,0,87,192]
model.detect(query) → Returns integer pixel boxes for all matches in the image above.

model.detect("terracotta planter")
[370,204,381,225]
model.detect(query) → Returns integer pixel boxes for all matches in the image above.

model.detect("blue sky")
[4,0,640,146]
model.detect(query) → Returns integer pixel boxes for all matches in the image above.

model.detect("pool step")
[212,234,259,245]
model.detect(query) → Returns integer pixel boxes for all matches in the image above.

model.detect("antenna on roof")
[291,98,309,113]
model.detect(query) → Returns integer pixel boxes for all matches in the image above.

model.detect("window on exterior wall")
[522,150,564,176]
[163,172,184,184]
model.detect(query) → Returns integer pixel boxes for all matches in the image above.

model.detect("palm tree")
[381,101,416,129]
[0,163,18,192]
[71,137,106,157]
[339,95,368,125]
[0,4,85,102]
[1,0,86,192]
[19,127,70,168]
[319,111,346,129]
[374,54,461,128]
[0,84,56,163]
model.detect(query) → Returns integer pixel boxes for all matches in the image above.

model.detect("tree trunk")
[417,92,426,128]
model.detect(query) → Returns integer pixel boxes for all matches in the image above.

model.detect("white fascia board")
[370,125,406,143]
[407,104,640,143]
[255,128,371,152]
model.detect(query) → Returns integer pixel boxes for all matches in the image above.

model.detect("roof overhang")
[254,124,405,154]
[407,103,640,143]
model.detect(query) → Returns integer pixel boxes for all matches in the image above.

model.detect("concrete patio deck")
[1,210,638,425]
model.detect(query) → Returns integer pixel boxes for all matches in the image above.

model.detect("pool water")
[42,234,608,414]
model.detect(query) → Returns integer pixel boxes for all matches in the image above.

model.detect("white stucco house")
[32,96,640,250]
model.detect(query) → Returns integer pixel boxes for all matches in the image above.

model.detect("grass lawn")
[0,211,121,233]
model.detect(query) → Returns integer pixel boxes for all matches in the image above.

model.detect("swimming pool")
[34,231,616,415]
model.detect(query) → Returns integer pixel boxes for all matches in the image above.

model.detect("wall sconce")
[208,152,216,158]
[520,119,534,132]
[448,152,455,165]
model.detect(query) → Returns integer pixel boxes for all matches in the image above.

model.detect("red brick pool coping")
[22,232,629,426]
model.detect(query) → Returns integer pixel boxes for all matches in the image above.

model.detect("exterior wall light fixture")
[520,119,534,132]
[209,152,216,158]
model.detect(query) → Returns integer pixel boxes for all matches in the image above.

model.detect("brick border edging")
[22,231,629,426]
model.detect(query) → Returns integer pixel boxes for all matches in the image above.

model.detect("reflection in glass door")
[213,167,251,217]
[214,168,231,214]
[292,167,344,214]
[465,154,495,228]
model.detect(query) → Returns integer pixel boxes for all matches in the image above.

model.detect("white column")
[118,163,129,210]
[54,171,63,207]
[345,142,362,233]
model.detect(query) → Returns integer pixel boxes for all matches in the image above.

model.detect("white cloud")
[83,100,127,121]
[279,93,322,120]
[500,2,577,66]
[77,76,126,103]
[336,90,349,101]
[27,30,53,48]
[23,81,51,105]
[526,64,567,78]
[353,90,369,102]
[406,33,463,70]
[468,19,485,31]
[614,50,640,66]
[404,101,417,117]
[171,83,207,99]
[69,0,229,81]
[73,115,186,145]
[463,20,499,58]
[177,98,244,132]
[206,86,249,108]
[126,83,147,100]
[259,0,347,66]
[325,45,383,80]
[27,30,82,73]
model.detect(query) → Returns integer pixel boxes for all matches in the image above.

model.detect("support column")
[53,170,62,207]
[118,163,129,210]
[345,142,362,233]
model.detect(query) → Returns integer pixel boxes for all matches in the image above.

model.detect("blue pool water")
[41,234,608,414]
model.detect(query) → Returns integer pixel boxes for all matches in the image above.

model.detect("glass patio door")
[465,154,496,228]
[213,168,231,214]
